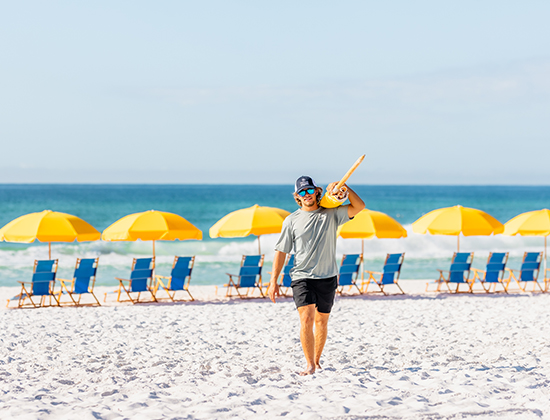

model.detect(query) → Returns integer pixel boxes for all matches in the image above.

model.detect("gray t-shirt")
[274,205,350,280]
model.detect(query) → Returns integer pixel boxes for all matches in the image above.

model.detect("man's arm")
[345,185,365,218]
[268,250,287,303]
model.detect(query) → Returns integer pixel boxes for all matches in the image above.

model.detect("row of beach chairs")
[426,251,548,294]
[6,251,549,308]
[6,256,195,309]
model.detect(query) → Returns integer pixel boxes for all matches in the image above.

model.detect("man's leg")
[314,310,330,369]
[297,304,316,376]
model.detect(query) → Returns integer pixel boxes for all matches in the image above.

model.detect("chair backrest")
[338,254,362,287]
[73,258,99,294]
[281,254,295,287]
[169,256,194,291]
[483,252,508,283]
[238,255,264,287]
[448,252,473,283]
[381,253,405,285]
[32,259,58,296]
[519,252,542,281]
[130,257,155,292]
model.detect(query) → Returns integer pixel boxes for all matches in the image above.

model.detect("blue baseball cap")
[295,176,318,193]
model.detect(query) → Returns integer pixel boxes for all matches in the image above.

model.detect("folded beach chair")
[504,252,544,293]
[225,255,265,298]
[471,252,509,293]
[427,252,474,293]
[363,253,405,295]
[277,254,295,297]
[154,256,195,302]
[336,254,363,295]
[106,257,157,304]
[6,259,59,309]
[57,258,101,306]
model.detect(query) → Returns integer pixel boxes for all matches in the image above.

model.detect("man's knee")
[315,311,330,327]
[298,305,315,327]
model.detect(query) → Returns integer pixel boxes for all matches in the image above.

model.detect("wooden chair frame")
[471,252,509,293]
[225,255,265,298]
[363,253,405,295]
[504,252,545,293]
[433,252,474,294]
[337,254,363,296]
[155,256,195,302]
[57,258,101,306]
[7,260,60,309]
[106,257,157,304]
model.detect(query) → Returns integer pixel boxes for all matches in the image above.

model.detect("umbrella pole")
[153,240,156,259]
[545,236,547,277]
[258,235,261,254]
[49,242,51,259]
[457,235,460,252]
[361,239,364,281]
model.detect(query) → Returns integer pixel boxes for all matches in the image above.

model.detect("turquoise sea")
[1,184,549,287]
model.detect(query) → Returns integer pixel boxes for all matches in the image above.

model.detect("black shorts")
[291,276,338,314]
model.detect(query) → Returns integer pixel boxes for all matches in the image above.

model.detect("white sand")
[1,281,550,419]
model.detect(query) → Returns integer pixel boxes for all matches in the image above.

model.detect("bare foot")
[315,362,322,370]
[299,366,316,376]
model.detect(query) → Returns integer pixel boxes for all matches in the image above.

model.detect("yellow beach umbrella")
[503,209,550,272]
[412,205,504,251]
[338,208,407,280]
[338,208,408,253]
[209,204,290,253]
[0,210,100,258]
[102,210,202,257]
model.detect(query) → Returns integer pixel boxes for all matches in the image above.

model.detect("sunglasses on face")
[298,188,316,197]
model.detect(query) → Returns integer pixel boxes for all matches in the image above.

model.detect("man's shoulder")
[319,205,349,214]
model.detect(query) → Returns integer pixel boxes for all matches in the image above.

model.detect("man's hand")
[326,181,339,195]
[268,281,280,303]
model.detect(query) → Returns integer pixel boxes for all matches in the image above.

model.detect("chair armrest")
[470,268,485,273]
[155,275,169,280]
[115,277,131,283]
[364,270,383,275]
[225,272,240,278]
[57,278,74,284]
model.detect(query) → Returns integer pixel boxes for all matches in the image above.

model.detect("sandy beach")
[1,281,550,419]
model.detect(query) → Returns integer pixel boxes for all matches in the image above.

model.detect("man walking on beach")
[268,176,365,376]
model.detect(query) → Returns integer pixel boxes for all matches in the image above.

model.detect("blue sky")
[1,1,549,185]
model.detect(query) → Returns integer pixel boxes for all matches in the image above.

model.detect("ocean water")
[0,184,549,287]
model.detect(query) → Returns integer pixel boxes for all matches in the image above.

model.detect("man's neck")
[300,203,319,212]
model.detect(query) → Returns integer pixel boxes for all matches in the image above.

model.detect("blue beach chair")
[57,258,101,306]
[505,252,544,292]
[275,254,295,297]
[363,253,406,295]
[471,252,509,293]
[155,256,195,302]
[427,252,474,293]
[106,257,157,304]
[225,255,265,298]
[336,254,363,295]
[7,260,59,309]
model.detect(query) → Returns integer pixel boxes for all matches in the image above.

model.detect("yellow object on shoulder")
[320,187,349,208]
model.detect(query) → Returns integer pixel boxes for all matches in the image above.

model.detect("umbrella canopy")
[338,208,407,280]
[338,209,408,240]
[209,204,290,253]
[338,208,407,253]
[102,210,202,257]
[503,209,550,272]
[412,205,504,251]
[0,210,100,258]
